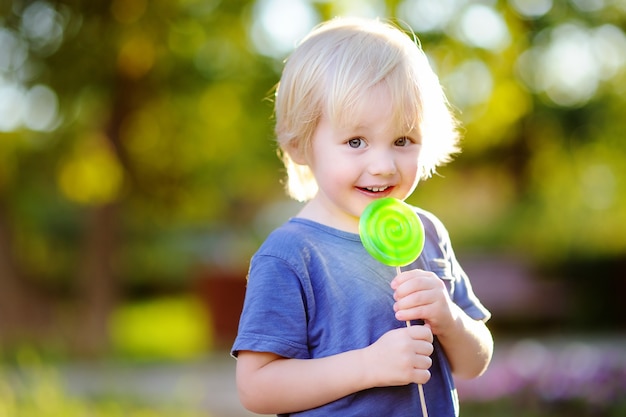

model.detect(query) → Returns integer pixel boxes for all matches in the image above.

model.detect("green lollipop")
[359,197,430,417]
[359,197,425,267]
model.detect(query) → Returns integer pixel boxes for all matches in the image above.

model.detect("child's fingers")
[406,322,434,344]
[390,269,423,289]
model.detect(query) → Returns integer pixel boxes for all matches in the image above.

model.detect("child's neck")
[296,200,360,234]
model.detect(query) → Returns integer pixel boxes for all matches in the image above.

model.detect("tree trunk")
[0,200,26,340]
[0,199,52,346]
[71,69,137,356]
[73,203,120,356]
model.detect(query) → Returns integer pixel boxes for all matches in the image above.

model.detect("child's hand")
[391,269,458,336]
[364,326,433,387]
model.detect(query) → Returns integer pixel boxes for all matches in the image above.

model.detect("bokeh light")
[509,0,553,18]
[455,4,511,51]
[398,0,461,33]
[57,134,125,205]
[516,22,626,107]
[249,0,319,58]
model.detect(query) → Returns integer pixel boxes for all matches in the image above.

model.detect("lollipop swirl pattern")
[359,198,425,267]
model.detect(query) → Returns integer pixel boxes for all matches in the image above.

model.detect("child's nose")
[367,150,397,176]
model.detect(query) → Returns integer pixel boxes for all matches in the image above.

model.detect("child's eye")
[348,138,365,148]
[395,137,411,147]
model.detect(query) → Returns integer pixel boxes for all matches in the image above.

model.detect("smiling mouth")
[360,185,391,193]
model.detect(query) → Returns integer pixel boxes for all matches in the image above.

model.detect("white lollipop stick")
[397,266,428,417]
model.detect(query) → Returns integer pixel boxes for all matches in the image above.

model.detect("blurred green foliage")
[0,0,625,351]
[109,296,211,360]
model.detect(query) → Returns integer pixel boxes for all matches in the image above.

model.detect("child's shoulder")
[256,217,359,261]
[255,218,325,255]
[412,205,448,235]
[252,217,352,274]
[264,217,319,241]
[266,217,358,242]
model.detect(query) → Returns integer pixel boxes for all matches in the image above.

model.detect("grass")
[0,370,208,417]
[0,295,216,417]
[0,350,208,417]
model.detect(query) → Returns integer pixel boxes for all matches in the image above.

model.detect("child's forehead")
[324,84,421,133]
[326,112,420,139]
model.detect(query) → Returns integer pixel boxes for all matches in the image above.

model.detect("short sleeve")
[231,254,312,359]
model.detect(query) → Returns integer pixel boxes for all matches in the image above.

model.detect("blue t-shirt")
[232,206,490,417]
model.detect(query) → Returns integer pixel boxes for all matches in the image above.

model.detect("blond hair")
[275,17,460,202]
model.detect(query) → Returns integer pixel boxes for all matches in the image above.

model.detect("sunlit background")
[1,0,625,416]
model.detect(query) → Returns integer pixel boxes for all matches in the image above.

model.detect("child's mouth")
[359,185,392,194]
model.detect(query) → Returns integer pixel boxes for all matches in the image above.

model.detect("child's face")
[303,85,422,232]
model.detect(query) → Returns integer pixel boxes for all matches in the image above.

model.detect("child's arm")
[236,324,433,415]
[391,270,494,379]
